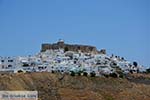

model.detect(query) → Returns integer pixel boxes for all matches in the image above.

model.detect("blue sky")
[0,0,149,67]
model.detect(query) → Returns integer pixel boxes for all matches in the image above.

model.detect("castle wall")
[41,42,98,54]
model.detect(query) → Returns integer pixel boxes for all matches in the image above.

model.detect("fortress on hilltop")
[41,39,106,54]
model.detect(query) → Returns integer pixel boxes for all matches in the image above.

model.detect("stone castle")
[41,39,106,54]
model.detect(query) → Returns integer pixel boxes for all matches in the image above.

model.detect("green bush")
[51,70,55,73]
[77,72,81,76]
[119,73,124,78]
[117,71,124,78]
[90,72,96,77]
[109,73,118,78]
[104,74,109,78]
[70,71,75,76]
[18,70,23,73]
[146,68,150,73]
[83,72,88,76]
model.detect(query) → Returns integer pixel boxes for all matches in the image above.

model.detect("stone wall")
[41,41,99,54]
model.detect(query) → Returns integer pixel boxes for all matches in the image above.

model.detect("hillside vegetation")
[0,72,150,100]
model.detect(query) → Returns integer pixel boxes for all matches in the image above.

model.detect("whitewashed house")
[0,57,17,73]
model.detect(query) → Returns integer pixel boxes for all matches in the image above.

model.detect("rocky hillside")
[0,72,150,100]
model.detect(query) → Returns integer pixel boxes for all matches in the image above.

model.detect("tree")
[51,70,55,73]
[77,71,83,76]
[70,71,75,76]
[90,72,96,77]
[18,70,23,73]
[118,72,124,78]
[77,72,81,76]
[83,72,88,76]
[109,73,118,78]
[121,57,124,60]
[146,68,150,73]
[133,61,138,67]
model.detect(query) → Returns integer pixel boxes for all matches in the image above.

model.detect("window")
[8,60,13,62]
[23,63,29,67]
[1,60,4,62]
[8,65,12,67]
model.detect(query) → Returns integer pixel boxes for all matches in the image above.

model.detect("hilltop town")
[1,39,150,100]
[0,39,145,77]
